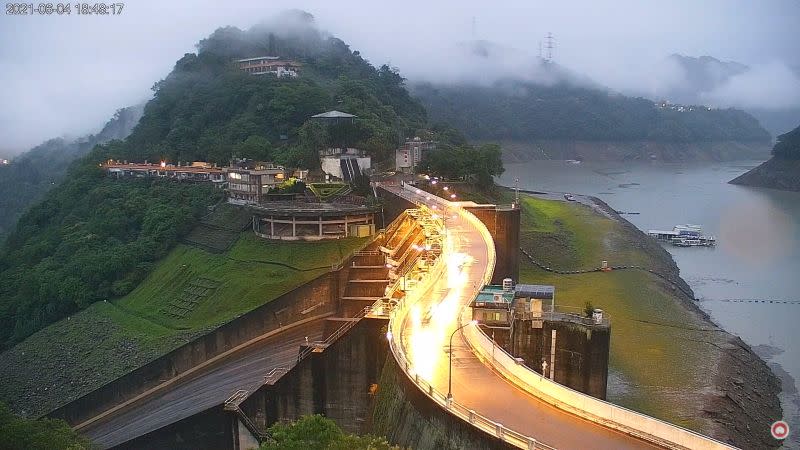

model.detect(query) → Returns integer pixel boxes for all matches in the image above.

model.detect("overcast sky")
[1,0,799,154]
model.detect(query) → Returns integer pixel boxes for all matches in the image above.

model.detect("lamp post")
[447,319,478,403]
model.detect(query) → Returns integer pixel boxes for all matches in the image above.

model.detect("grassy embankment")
[516,195,731,433]
[0,205,368,417]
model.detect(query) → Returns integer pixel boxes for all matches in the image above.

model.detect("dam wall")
[239,317,389,435]
[51,262,353,426]
[465,205,520,285]
[498,318,610,399]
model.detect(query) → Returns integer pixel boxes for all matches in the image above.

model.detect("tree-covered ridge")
[0,12,432,349]
[772,124,800,159]
[0,105,143,239]
[413,80,771,143]
[112,11,426,168]
[0,164,220,348]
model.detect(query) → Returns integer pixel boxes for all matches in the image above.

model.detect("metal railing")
[384,186,557,450]
[387,284,557,450]
[224,389,270,441]
[223,389,249,410]
[465,319,737,450]
[263,367,288,385]
[296,306,372,363]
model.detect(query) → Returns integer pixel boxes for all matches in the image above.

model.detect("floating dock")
[647,224,716,247]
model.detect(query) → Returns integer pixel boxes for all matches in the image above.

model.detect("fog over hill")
[405,38,800,138]
[2,0,798,153]
[626,54,800,136]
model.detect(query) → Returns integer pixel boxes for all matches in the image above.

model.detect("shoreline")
[513,187,784,449]
[588,194,784,449]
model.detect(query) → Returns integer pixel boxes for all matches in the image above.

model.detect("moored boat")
[647,224,716,247]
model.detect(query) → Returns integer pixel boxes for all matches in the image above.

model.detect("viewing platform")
[248,201,379,241]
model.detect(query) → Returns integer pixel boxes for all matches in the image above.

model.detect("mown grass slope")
[517,195,730,432]
[0,231,367,417]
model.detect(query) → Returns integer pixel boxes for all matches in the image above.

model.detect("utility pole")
[544,32,555,62]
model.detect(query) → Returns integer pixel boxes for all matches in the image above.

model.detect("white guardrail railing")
[387,184,554,449]
[462,316,738,450]
[387,183,738,450]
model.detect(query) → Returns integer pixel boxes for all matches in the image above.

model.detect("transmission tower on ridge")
[544,32,555,62]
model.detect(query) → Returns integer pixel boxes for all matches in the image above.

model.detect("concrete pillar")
[270,217,274,237]
[319,216,323,237]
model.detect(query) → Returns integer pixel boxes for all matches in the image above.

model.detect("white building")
[319,148,371,182]
[237,56,301,78]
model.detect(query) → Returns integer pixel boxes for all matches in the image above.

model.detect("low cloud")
[701,62,800,110]
[1,0,798,154]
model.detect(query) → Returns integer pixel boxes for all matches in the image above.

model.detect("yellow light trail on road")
[405,228,474,382]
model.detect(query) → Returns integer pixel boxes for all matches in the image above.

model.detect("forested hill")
[730,124,800,191]
[104,11,426,167]
[0,105,143,239]
[413,80,771,143]
[0,11,429,349]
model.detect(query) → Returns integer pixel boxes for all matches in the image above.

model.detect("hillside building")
[236,56,301,78]
[101,161,226,184]
[319,147,371,182]
[223,159,287,204]
[395,137,435,173]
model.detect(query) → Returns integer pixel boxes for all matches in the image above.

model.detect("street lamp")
[447,319,478,403]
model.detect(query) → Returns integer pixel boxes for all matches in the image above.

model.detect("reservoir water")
[499,160,800,446]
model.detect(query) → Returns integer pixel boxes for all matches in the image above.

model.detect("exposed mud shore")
[589,195,784,449]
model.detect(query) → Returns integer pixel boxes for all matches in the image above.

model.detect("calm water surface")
[500,160,800,444]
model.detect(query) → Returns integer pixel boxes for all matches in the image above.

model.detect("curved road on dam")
[382,185,658,449]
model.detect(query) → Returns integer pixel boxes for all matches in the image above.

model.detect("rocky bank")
[729,157,800,192]
[589,196,784,449]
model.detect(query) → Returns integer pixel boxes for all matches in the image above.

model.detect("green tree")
[275,178,307,194]
[350,173,372,198]
[417,143,505,189]
[260,415,399,450]
[0,402,91,450]
[235,135,273,161]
